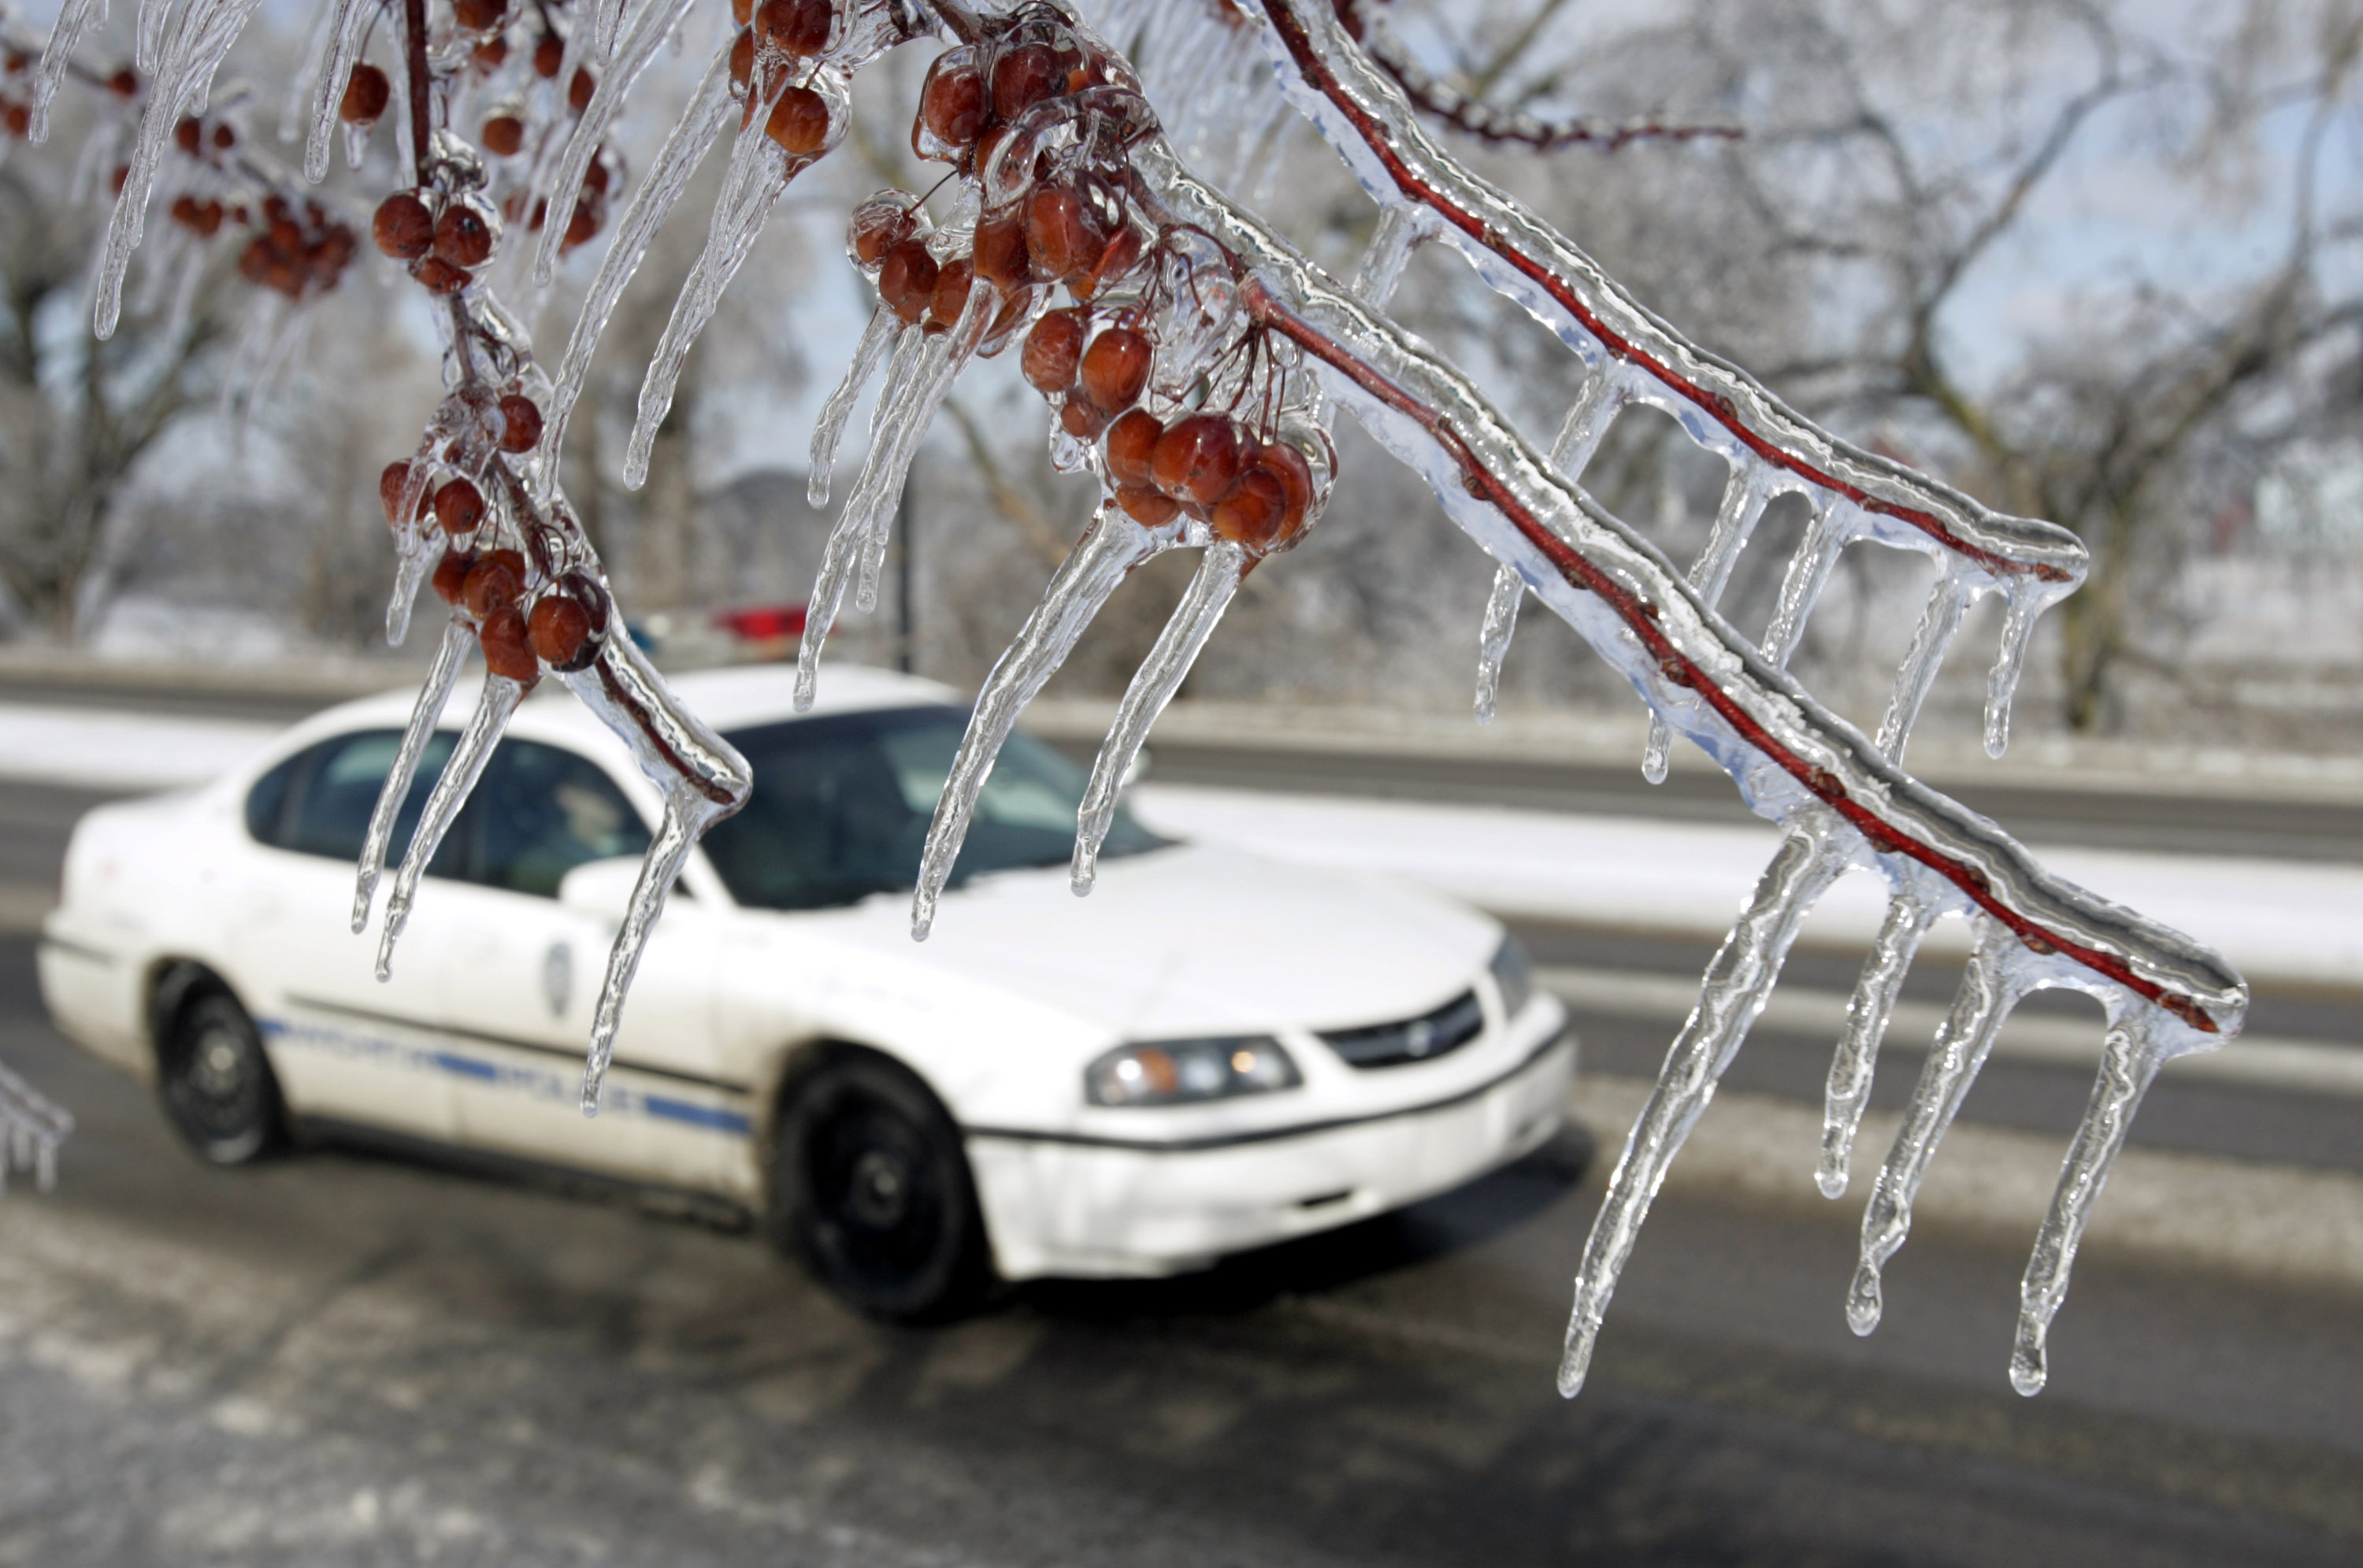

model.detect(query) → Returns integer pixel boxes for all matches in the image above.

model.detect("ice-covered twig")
[530,0,702,286]
[807,302,903,510]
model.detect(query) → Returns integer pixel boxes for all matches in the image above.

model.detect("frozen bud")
[479,606,540,684]
[453,0,506,29]
[339,62,389,124]
[373,191,436,259]
[434,476,487,536]
[497,395,544,453]
[973,209,1030,287]
[877,240,939,325]
[481,114,525,156]
[849,196,915,269]
[1259,439,1317,541]
[412,255,470,294]
[1021,307,1086,395]
[569,66,595,112]
[1079,325,1152,413]
[1025,184,1107,283]
[473,35,510,67]
[766,84,829,157]
[432,547,477,604]
[462,548,529,619]
[916,54,988,160]
[1,102,25,138]
[1210,465,1288,550]
[731,0,753,24]
[533,34,562,77]
[1075,222,1144,303]
[106,67,138,97]
[380,461,420,525]
[925,257,974,334]
[1115,484,1178,528]
[756,0,833,56]
[729,28,754,89]
[172,116,201,154]
[213,123,236,149]
[1152,414,1241,506]
[433,199,499,269]
[991,43,1062,122]
[526,591,596,669]
[979,286,1038,357]
[1059,398,1108,441]
[564,199,602,249]
[1104,410,1162,487]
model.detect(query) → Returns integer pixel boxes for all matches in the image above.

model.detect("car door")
[426,735,739,1192]
[233,728,467,1141]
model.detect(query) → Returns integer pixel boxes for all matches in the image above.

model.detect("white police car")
[39,665,1573,1318]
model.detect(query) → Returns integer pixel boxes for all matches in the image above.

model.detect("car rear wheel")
[158,989,285,1165]
[771,1055,991,1322]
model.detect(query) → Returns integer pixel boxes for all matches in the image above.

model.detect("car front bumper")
[965,1024,1577,1281]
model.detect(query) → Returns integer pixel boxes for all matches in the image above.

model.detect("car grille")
[1319,988,1486,1069]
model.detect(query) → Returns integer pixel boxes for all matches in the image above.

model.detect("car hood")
[785,843,1500,1041]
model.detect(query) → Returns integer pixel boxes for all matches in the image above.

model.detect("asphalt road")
[2,773,2361,1562]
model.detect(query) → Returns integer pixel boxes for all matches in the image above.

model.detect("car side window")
[250,729,461,875]
[469,740,651,899]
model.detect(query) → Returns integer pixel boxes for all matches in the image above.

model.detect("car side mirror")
[558,856,644,919]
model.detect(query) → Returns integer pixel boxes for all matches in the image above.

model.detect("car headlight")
[1489,933,1534,1019]
[1085,1036,1302,1106]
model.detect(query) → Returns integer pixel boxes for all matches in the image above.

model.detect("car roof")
[256,662,968,789]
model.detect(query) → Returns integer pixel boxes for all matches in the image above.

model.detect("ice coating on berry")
[1021,308,1085,394]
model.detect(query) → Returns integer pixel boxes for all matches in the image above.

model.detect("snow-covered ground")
[0,700,2349,992]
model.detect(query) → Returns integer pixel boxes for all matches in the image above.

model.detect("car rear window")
[701,706,1169,912]
[249,729,459,872]
[247,731,647,897]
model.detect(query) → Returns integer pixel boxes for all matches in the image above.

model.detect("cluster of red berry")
[235,193,359,300]
[385,450,602,684]
[869,5,1321,557]
[726,0,842,158]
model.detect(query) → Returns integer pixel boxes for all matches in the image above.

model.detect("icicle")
[913,509,1177,940]
[1349,202,1427,307]
[855,291,994,613]
[1847,921,2031,1335]
[622,106,792,489]
[1549,370,1626,480]
[29,0,109,145]
[94,0,266,339]
[0,1058,72,1194]
[1642,466,1771,781]
[376,673,529,980]
[807,304,903,510]
[2010,1004,2179,1396]
[301,0,375,183]
[1758,496,1846,670]
[795,327,932,709]
[1983,584,2041,759]
[1073,539,1250,894]
[558,636,751,1113]
[1560,810,1852,1396]
[530,0,703,286]
[1875,573,1972,762]
[536,44,736,475]
[279,0,341,142]
[1472,562,1523,725]
[1817,886,1941,1198]
[352,618,472,932]
[135,0,173,76]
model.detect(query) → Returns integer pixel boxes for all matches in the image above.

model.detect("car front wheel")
[158,988,285,1165]
[770,1055,991,1322]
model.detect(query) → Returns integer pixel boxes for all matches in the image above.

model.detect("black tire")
[158,988,285,1166]
[770,1055,992,1322]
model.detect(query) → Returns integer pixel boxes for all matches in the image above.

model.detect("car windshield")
[700,706,1170,912]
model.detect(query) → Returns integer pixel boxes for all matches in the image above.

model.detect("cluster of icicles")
[27,0,2251,1410]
